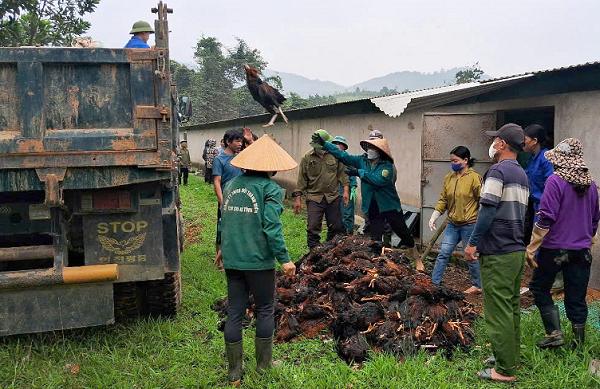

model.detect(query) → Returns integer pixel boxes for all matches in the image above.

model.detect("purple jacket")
[538,174,600,250]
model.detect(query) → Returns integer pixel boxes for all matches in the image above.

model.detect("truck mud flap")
[82,203,165,283]
[0,282,114,336]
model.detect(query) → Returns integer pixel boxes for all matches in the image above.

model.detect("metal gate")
[420,112,496,245]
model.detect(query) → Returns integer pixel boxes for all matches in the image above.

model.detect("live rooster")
[244,64,289,127]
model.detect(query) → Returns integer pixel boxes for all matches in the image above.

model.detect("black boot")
[255,336,276,374]
[225,340,243,386]
[537,305,565,349]
[572,323,586,349]
[383,234,392,248]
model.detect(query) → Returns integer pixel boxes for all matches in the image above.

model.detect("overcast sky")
[88,0,600,86]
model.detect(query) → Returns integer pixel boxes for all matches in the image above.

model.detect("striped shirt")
[478,159,530,255]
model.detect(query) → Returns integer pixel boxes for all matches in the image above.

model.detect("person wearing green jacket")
[312,132,424,271]
[220,135,297,386]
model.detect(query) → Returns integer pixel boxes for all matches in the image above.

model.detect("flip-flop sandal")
[477,368,494,381]
[476,369,516,383]
[483,356,496,365]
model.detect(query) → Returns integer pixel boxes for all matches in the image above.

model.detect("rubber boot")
[225,340,243,386]
[551,271,564,291]
[255,336,277,374]
[383,234,392,248]
[412,247,425,271]
[572,323,586,349]
[537,305,565,349]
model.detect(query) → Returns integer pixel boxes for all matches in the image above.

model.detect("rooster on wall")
[244,64,289,127]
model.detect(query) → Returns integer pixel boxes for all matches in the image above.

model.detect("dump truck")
[0,2,187,336]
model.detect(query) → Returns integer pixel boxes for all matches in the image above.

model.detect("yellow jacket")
[434,168,483,225]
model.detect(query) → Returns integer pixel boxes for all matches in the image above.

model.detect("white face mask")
[314,148,326,156]
[367,149,380,160]
[488,141,499,160]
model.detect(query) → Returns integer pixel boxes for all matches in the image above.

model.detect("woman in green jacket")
[429,146,483,294]
[312,132,424,270]
[221,135,297,386]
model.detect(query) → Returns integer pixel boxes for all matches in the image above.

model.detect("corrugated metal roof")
[370,75,532,117]
[481,61,600,83]
[184,60,600,129]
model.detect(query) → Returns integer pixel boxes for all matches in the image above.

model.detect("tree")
[0,0,99,47]
[454,62,484,84]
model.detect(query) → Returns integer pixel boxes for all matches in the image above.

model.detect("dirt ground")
[438,262,600,314]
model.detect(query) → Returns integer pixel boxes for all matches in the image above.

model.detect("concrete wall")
[184,90,600,210]
[183,110,423,209]
[433,90,600,181]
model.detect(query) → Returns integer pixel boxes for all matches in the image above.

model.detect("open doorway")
[497,106,555,244]
[496,106,555,168]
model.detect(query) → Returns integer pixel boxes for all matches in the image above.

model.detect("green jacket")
[221,172,291,270]
[180,148,191,166]
[323,142,401,213]
[294,149,350,203]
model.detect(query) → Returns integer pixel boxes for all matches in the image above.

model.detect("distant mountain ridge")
[264,67,491,98]
[262,69,346,97]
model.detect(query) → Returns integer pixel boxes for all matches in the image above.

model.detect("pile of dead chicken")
[213,235,478,363]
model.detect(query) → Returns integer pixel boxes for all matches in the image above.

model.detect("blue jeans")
[431,222,482,288]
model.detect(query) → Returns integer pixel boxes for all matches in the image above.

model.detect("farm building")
[182,61,600,288]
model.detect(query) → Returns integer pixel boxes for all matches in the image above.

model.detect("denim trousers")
[431,222,482,288]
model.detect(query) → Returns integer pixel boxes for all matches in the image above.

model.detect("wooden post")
[420,218,447,262]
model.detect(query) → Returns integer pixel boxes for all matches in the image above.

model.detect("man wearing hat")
[464,123,529,383]
[125,21,154,48]
[220,135,297,386]
[332,136,357,235]
[178,140,191,186]
[293,130,350,250]
[312,132,424,270]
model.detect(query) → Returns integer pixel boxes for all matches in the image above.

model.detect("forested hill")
[266,67,490,98]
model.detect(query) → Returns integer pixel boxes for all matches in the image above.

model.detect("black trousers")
[529,248,591,325]
[368,199,415,248]
[179,167,189,185]
[224,269,276,343]
[204,168,213,183]
[523,197,535,245]
[306,197,344,248]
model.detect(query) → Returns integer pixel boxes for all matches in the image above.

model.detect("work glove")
[345,167,359,176]
[311,133,325,147]
[526,224,549,268]
[350,187,357,203]
[429,210,442,232]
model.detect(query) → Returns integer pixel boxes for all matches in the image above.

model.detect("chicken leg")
[263,114,278,127]
[278,106,289,123]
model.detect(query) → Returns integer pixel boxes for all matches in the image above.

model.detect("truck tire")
[144,271,181,317]
[113,282,144,322]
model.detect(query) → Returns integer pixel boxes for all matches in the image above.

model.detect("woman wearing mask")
[429,146,483,294]
[522,125,554,240]
[527,138,599,349]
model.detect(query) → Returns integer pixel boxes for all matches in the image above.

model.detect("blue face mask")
[451,163,463,172]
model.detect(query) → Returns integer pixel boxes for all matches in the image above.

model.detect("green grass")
[1,175,599,388]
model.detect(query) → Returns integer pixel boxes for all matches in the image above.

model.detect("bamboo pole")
[420,218,447,262]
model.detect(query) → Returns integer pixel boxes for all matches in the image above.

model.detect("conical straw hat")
[231,134,298,172]
[360,138,394,162]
